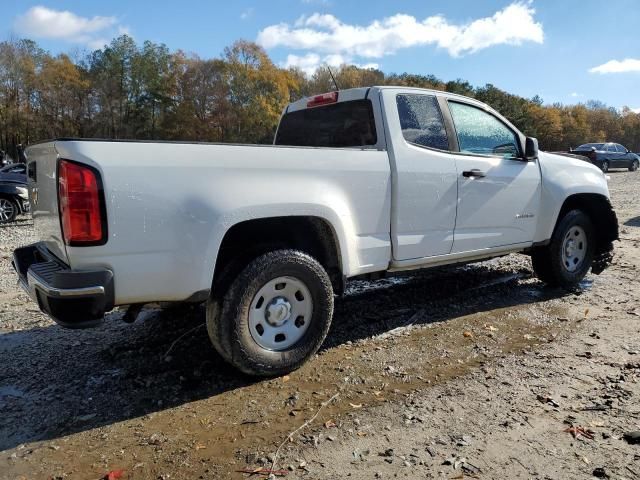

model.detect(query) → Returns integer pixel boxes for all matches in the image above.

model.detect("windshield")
[0,165,25,176]
[576,143,604,150]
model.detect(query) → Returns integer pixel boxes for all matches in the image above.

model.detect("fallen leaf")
[463,331,473,338]
[349,403,363,409]
[281,375,290,383]
[564,426,594,440]
[324,419,336,428]
[103,470,125,480]
[195,443,206,450]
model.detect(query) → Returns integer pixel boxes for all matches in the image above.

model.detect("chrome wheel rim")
[561,226,587,272]
[0,198,15,223]
[248,276,313,351]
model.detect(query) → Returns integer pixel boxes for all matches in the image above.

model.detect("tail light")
[307,91,338,108]
[58,159,107,246]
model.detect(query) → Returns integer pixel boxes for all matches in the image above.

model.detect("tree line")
[1,35,639,160]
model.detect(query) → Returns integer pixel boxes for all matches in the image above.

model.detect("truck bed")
[27,139,392,305]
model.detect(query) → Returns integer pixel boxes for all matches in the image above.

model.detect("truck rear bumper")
[12,243,114,328]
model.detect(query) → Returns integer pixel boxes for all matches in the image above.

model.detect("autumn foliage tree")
[0,35,638,158]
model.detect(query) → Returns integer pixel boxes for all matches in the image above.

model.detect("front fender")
[534,152,610,243]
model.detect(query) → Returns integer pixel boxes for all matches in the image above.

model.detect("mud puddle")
[3,295,579,480]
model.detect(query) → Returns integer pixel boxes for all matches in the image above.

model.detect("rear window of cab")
[275,99,377,148]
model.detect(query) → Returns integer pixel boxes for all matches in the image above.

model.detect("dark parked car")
[0,163,27,182]
[570,143,640,172]
[0,164,29,223]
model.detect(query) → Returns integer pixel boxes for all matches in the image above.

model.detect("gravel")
[1,171,639,479]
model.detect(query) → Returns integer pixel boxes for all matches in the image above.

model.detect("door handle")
[462,169,486,178]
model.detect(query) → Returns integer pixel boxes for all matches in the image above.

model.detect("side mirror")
[525,137,539,161]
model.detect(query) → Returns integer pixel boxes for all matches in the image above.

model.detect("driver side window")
[448,101,520,158]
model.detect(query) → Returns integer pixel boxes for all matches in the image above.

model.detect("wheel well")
[557,194,619,254]
[212,216,343,298]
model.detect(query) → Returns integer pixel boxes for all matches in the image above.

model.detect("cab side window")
[448,101,520,158]
[396,94,449,151]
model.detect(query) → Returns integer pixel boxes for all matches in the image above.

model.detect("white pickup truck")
[13,86,618,375]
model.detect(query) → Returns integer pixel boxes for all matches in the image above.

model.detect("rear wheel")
[531,209,595,289]
[207,250,334,376]
[629,160,639,172]
[601,161,609,173]
[0,197,17,223]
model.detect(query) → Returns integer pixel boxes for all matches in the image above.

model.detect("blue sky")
[4,1,640,110]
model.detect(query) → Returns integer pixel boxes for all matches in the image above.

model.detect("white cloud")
[569,92,582,98]
[589,58,640,74]
[86,37,112,50]
[283,53,321,75]
[240,8,254,20]
[258,2,543,64]
[14,6,126,49]
[283,52,378,76]
[631,107,640,114]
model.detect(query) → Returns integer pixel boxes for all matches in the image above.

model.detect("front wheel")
[531,209,595,289]
[629,160,639,172]
[207,250,334,376]
[601,161,609,173]
[0,197,18,223]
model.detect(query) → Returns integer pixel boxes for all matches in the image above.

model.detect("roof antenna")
[327,65,340,91]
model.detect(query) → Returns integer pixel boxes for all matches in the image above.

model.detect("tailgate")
[26,141,68,264]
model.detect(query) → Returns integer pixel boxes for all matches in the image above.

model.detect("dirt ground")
[1,171,639,480]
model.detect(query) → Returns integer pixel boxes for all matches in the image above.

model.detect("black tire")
[206,298,230,362]
[0,197,18,223]
[207,250,334,376]
[601,161,609,173]
[629,160,639,172]
[531,209,595,289]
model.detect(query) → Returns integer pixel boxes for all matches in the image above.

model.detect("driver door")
[604,144,618,166]
[447,101,542,253]
[615,144,628,167]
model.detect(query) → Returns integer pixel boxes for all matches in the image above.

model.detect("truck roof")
[286,85,494,114]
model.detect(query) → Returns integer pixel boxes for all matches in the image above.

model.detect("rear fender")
[200,204,358,297]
